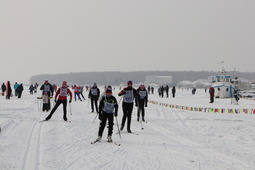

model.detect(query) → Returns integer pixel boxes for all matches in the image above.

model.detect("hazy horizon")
[1,0,255,83]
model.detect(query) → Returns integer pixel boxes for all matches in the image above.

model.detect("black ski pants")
[91,99,98,112]
[121,102,133,131]
[98,112,114,137]
[46,100,67,119]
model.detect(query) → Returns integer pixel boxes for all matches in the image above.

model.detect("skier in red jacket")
[45,81,73,121]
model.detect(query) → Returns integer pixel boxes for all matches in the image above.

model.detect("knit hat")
[127,80,132,85]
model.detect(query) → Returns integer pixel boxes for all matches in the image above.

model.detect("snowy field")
[1,87,255,170]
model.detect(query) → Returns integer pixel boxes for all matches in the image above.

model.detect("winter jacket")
[40,83,54,96]
[209,87,215,97]
[135,88,148,106]
[99,95,118,115]
[55,87,72,101]
[118,86,137,104]
[88,87,100,100]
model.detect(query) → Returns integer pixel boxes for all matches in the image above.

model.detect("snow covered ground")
[1,87,255,170]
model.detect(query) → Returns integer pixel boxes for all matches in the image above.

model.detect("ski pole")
[115,115,121,139]
[118,96,123,104]
[92,113,98,123]
[69,102,72,115]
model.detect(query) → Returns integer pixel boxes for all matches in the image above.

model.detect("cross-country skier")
[118,80,137,133]
[72,84,82,101]
[135,84,148,122]
[40,80,54,111]
[45,81,72,121]
[96,88,118,142]
[88,83,100,113]
[79,86,86,100]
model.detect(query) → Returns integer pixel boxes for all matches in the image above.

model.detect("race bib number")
[139,91,147,99]
[91,89,98,96]
[103,101,115,113]
[124,90,134,103]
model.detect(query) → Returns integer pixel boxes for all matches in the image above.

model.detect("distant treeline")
[30,71,255,86]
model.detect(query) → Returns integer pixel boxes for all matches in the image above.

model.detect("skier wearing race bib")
[40,80,54,111]
[135,84,148,122]
[88,83,100,113]
[118,80,137,133]
[96,88,118,142]
[45,81,72,121]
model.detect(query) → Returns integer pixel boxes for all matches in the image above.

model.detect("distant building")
[145,76,173,86]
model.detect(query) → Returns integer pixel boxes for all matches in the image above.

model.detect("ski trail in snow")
[22,111,44,170]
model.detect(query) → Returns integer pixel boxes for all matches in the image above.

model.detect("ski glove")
[69,100,72,103]
[145,104,147,107]
[54,98,57,103]
[114,112,118,117]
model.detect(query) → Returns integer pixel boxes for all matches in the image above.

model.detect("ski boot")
[107,135,113,143]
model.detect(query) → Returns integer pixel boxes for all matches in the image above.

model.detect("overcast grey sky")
[1,0,255,83]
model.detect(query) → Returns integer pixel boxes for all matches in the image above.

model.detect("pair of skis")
[91,139,121,146]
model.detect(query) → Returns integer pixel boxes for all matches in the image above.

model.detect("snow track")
[1,88,255,170]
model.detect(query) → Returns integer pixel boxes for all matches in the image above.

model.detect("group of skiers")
[1,82,24,99]
[158,85,176,98]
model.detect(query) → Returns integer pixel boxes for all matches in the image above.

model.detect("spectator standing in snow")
[88,83,100,113]
[172,86,176,98]
[1,83,6,96]
[209,87,215,103]
[118,80,137,133]
[16,83,24,98]
[97,88,118,142]
[192,87,196,95]
[45,81,72,121]
[165,85,169,98]
[14,82,19,96]
[151,86,154,94]
[6,81,12,99]
[135,84,148,122]
[29,84,34,95]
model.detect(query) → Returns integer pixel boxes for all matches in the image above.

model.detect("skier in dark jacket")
[45,81,72,121]
[97,88,118,142]
[1,83,6,96]
[16,83,24,98]
[6,81,12,99]
[88,83,100,113]
[209,87,215,103]
[118,80,137,133]
[135,84,148,122]
[172,86,176,98]
[40,80,54,111]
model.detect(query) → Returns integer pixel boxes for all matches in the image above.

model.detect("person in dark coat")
[1,83,6,96]
[172,86,176,98]
[165,85,169,98]
[97,88,118,142]
[135,84,148,122]
[29,84,34,95]
[209,87,215,103]
[16,83,24,98]
[6,81,12,99]
[161,86,165,97]
[88,83,100,113]
[118,80,137,133]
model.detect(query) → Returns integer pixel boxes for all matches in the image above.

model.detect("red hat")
[62,81,67,87]
[44,80,49,84]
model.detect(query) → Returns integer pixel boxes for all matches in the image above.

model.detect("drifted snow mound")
[178,79,210,88]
